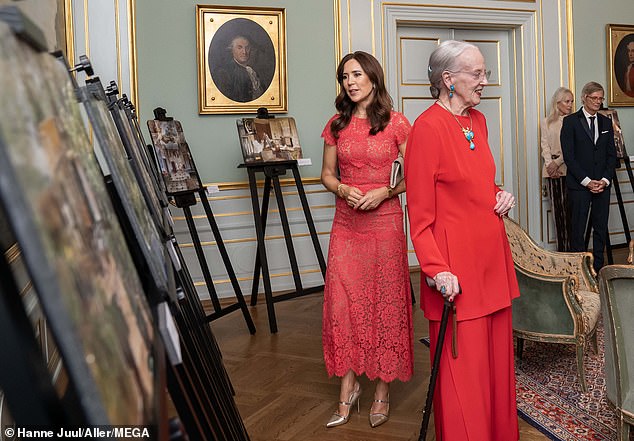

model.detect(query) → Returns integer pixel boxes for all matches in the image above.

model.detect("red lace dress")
[321,111,413,382]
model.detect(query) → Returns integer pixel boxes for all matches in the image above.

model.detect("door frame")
[382,4,540,236]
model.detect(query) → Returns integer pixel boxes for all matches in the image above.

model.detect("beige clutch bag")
[390,154,404,189]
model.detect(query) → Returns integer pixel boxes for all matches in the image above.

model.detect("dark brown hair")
[330,51,393,139]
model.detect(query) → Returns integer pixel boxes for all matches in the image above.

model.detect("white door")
[395,26,518,265]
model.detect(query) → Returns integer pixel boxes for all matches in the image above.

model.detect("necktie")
[589,116,596,143]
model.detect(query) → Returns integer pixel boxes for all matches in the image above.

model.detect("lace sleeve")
[391,111,412,145]
[321,115,339,146]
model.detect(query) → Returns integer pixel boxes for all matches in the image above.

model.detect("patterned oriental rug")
[514,322,619,440]
[422,322,633,440]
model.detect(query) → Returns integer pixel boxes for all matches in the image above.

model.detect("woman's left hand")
[494,190,516,217]
[355,187,389,211]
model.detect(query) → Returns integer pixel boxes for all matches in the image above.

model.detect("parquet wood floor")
[208,272,550,441]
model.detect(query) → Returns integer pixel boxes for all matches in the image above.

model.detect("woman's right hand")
[340,185,364,208]
[433,271,460,302]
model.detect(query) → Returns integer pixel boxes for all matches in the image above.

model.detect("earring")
[449,84,455,98]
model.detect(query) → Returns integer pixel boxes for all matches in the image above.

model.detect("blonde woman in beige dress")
[541,87,574,251]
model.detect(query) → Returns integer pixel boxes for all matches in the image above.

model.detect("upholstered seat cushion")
[577,290,600,334]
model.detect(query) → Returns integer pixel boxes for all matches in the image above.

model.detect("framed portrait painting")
[607,24,634,106]
[196,5,287,114]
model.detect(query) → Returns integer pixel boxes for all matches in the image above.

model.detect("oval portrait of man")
[208,18,276,103]
[614,33,634,97]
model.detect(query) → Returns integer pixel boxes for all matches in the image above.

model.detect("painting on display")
[236,116,302,163]
[607,24,634,106]
[80,84,170,295]
[196,5,287,114]
[598,109,627,158]
[147,119,203,195]
[0,22,157,424]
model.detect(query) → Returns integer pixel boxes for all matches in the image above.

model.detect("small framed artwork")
[607,24,634,106]
[147,119,203,195]
[598,109,627,158]
[196,5,287,114]
[236,117,302,163]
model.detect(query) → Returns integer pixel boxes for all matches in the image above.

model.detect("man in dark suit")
[561,82,617,272]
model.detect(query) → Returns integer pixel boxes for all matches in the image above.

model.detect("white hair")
[428,40,479,99]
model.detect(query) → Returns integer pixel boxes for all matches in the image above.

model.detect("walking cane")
[418,280,458,441]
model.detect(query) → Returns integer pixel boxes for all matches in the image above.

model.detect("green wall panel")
[135,0,336,183]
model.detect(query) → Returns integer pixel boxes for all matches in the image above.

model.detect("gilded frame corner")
[606,24,634,107]
[196,4,287,115]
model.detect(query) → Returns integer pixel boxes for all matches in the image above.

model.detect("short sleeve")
[321,115,339,146]
[391,111,412,145]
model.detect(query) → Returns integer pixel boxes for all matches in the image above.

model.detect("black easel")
[239,110,327,332]
[153,109,255,334]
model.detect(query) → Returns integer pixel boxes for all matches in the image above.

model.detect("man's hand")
[588,180,606,193]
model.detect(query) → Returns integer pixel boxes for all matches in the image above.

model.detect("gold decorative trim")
[565,0,575,96]
[346,0,351,52]
[83,0,89,58]
[370,0,375,56]
[5,243,20,264]
[115,0,122,96]
[19,280,33,297]
[128,0,139,107]
[381,2,531,13]
[334,0,342,92]
[463,39,502,87]
[480,96,505,187]
[195,268,322,286]
[178,230,331,249]
[206,176,322,191]
[64,0,75,63]
[398,37,438,86]
[173,204,335,220]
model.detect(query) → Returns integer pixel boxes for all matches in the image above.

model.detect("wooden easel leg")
[247,169,278,333]
[272,175,304,295]
[198,191,255,334]
[250,177,271,306]
[183,205,222,313]
[291,164,327,277]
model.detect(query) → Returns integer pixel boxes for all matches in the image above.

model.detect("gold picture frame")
[196,5,287,114]
[607,24,634,106]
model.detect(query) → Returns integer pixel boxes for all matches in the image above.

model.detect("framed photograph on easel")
[598,108,627,158]
[0,27,158,425]
[147,119,203,196]
[236,116,302,163]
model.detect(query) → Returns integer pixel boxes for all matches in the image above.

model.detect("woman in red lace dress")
[320,51,413,429]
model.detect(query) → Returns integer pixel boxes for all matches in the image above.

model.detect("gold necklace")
[436,101,476,150]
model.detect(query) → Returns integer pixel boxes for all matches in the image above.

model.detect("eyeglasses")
[586,95,605,103]
[450,69,492,81]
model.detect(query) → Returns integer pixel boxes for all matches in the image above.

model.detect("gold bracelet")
[386,186,393,198]
[336,183,345,197]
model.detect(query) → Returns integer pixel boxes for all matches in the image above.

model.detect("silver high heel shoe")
[369,395,389,428]
[326,382,362,428]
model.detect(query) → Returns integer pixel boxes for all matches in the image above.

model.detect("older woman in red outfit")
[405,40,520,440]
[321,51,413,429]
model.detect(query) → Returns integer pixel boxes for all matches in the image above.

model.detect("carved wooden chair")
[627,240,633,264]
[503,217,600,392]
[598,265,634,440]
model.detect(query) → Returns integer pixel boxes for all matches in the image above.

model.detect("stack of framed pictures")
[0,8,251,440]
[0,19,158,427]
